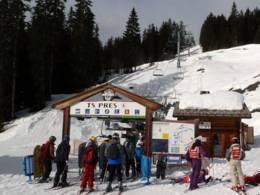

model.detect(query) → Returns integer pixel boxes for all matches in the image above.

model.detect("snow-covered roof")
[173,91,251,118]
[179,91,244,110]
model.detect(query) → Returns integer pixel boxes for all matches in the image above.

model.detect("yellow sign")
[162,133,169,139]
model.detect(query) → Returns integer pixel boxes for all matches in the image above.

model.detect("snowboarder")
[98,135,111,182]
[187,139,206,190]
[105,133,125,192]
[135,140,144,177]
[123,136,136,179]
[39,136,56,183]
[226,137,246,192]
[156,153,167,180]
[172,169,212,184]
[53,135,71,187]
[80,136,98,193]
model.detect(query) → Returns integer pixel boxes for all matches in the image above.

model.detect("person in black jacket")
[53,135,71,187]
[123,137,136,178]
[98,135,111,182]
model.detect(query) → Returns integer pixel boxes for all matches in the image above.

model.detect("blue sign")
[85,109,90,114]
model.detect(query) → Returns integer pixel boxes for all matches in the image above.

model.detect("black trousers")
[125,158,136,177]
[42,159,52,181]
[156,166,166,179]
[54,161,68,185]
[136,158,141,176]
[108,164,122,182]
[100,160,107,180]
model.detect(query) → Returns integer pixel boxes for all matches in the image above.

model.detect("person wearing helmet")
[39,136,56,183]
[226,136,246,192]
[80,136,98,193]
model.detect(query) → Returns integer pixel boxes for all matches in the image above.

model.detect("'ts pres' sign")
[71,101,146,117]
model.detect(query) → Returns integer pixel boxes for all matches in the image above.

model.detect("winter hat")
[89,135,97,142]
[231,137,239,143]
[49,136,56,142]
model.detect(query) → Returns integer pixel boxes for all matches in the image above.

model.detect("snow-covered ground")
[1,44,260,194]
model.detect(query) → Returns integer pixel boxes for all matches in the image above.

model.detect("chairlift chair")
[153,68,164,76]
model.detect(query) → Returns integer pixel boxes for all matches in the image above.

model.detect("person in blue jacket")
[135,140,144,177]
[105,133,125,192]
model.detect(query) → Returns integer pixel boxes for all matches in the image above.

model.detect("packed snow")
[1,44,260,195]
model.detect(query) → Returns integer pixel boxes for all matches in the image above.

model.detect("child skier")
[226,137,246,192]
[244,169,260,186]
[80,136,98,193]
[156,153,167,179]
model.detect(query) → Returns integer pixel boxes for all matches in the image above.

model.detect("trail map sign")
[152,121,196,154]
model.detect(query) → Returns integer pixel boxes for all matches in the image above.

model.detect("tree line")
[0,0,194,127]
[200,2,260,52]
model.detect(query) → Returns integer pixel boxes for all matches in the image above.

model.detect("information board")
[152,121,195,154]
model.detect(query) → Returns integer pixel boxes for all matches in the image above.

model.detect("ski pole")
[101,163,108,184]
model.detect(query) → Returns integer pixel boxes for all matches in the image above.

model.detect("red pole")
[62,107,71,139]
[144,108,153,157]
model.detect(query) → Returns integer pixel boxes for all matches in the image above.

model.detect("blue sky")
[66,0,260,44]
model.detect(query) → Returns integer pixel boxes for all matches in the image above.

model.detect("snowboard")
[33,145,44,179]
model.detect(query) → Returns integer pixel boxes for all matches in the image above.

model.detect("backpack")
[40,143,49,161]
[185,150,192,162]
[107,143,120,160]
[85,145,98,164]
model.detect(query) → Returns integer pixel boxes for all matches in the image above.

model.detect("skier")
[78,141,88,177]
[244,169,260,186]
[39,136,56,183]
[105,133,125,192]
[53,135,70,187]
[123,136,136,179]
[98,135,111,182]
[172,169,212,184]
[226,137,246,192]
[187,139,206,190]
[80,136,98,193]
[156,153,167,180]
[135,140,144,177]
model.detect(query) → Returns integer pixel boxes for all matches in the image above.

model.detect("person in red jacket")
[244,170,260,186]
[39,136,56,183]
[80,136,98,194]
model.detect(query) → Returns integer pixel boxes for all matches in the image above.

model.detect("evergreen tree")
[0,0,30,119]
[228,2,239,46]
[30,0,66,110]
[122,8,141,72]
[68,0,100,91]
[254,26,260,43]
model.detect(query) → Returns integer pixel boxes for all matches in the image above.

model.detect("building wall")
[177,116,241,157]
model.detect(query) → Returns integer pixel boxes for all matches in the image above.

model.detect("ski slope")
[1,44,260,194]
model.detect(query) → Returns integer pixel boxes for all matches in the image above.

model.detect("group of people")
[78,133,145,193]
[35,134,260,194]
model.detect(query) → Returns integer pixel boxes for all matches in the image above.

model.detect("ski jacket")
[105,141,124,165]
[226,143,245,161]
[83,142,98,166]
[56,140,70,163]
[189,146,200,159]
[123,141,135,160]
[78,142,87,168]
[98,140,109,165]
[135,147,143,160]
[41,141,55,161]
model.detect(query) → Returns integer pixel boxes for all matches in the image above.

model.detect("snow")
[179,91,244,110]
[1,44,260,194]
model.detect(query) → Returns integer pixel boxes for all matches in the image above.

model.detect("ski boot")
[231,186,239,192]
[88,188,94,193]
[106,182,113,192]
[119,181,123,192]
[239,185,246,192]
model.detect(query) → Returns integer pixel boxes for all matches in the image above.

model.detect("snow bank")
[179,91,244,110]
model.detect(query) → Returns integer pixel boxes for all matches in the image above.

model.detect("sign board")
[167,155,182,165]
[71,101,146,119]
[199,121,211,129]
[152,121,195,154]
